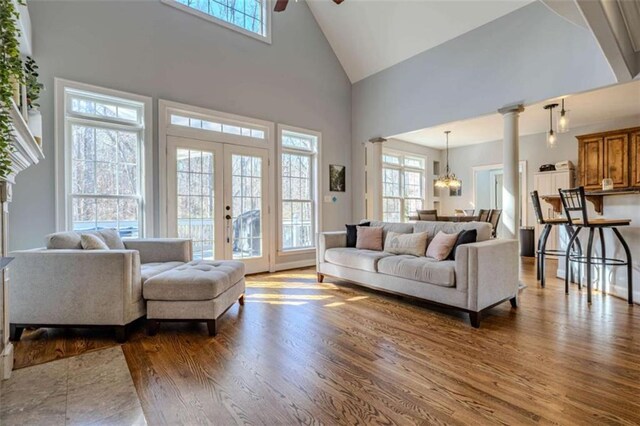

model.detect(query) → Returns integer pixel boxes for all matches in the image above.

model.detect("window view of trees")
[281,131,316,251]
[383,153,426,223]
[175,0,265,35]
[66,90,144,237]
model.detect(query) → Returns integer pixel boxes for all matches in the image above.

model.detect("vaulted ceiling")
[305,0,535,83]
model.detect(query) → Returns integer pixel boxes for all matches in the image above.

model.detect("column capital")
[498,104,525,115]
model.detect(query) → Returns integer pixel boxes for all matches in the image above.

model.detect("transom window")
[382,152,426,222]
[64,87,147,237]
[170,113,265,139]
[280,129,318,251]
[162,0,270,42]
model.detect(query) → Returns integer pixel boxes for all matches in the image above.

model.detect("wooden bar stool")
[530,191,581,288]
[559,187,633,304]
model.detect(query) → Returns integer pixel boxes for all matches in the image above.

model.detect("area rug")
[0,346,146,425]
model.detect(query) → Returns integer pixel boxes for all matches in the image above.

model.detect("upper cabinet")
[577,127,640,190]
[632,130,640,188]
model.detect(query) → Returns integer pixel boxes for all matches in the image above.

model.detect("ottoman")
[143,260,246,336]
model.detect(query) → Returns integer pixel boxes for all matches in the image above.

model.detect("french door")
[167,136,269,273]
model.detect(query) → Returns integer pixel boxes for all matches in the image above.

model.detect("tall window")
[162,0,270,42]
[280,129,318,251]
[382,152,426,222]
[63,86,148,237]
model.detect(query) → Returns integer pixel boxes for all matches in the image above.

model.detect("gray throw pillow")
[45,231,82,249]
[81,234,109,250]
[83,229,125,249]
[384,231,428,257]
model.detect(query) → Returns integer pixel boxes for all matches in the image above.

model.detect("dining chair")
[477,209,491,222]
[416,209,438,221]
[488,209,502,238]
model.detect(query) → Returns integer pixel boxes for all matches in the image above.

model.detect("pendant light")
[557,98,569,133]
[435,131,461,188]
[544,103,558,148]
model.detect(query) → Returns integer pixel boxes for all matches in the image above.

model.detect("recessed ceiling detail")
[306,0,534,83]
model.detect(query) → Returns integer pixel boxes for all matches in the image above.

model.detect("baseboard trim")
[273,259,316,272]
[1,342,14,379]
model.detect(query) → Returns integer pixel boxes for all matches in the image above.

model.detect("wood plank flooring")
[10,258,640,425]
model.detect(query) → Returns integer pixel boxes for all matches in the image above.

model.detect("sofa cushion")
[143,260,245,301]
[378,256,456,287]
[367,221,414,243]
[324,247,393,272]
[81,234,109,250]
[426,231,459,261]
[384,231,428,257]
[413,221,492,243]
[45,231,82,249]
[447,229,478,260]
[85,229,125,250]
[141,261,186,283]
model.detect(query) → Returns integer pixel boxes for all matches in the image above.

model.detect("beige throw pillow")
[425,231,459,261]
[384,231,428,257]
[356,226,383,251]
[81,234,110,250]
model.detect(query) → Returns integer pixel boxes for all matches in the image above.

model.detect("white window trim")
[277,124,321,256]
[382,149,427,223]
[158,99,277,270]
[161,0,272,44]
[54,78,154,236]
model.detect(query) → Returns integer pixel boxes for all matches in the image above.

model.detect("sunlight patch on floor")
[246,293,334,300]
[244,300,308,306]
[246,282,339,290]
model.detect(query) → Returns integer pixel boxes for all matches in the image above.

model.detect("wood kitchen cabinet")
[577,127,640,190]
[632,130,640,188]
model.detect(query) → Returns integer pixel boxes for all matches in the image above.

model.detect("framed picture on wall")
[449,182,462,197]
[329,165,346,192]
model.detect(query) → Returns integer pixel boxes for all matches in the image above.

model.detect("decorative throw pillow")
[384,231,428,257]
[45,231,82,249]
[447,229,478,260]
[84,229,125,250]
[426,231,459,261]
[346,221,370,247]
[356,226,383,251]
[81,234,110,250]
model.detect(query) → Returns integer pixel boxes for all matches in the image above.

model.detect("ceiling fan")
[274,0,344,12]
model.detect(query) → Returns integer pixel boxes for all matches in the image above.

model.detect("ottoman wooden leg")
[147,319,160,336]
[239,294,245,306]
[207,319,217,336]
[317,273,324,283]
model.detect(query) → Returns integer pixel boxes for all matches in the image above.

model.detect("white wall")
[350,2,616,221]
[10,1,352,270]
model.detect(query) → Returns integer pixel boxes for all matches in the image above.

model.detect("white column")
[365,139,384,220]
[498,105,524,240]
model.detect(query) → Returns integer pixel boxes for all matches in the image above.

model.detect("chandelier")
[435,130,461,189]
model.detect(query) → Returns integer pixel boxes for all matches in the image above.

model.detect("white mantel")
[0,99,44,380]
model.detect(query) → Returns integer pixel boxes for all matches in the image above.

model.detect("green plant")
[0,0,26,180]
[24,56,43,109]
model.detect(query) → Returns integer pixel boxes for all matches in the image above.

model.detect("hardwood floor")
[10,258,640,425]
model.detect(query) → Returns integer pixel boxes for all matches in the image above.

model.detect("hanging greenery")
[0,0,26,180]
[24,56,43,110]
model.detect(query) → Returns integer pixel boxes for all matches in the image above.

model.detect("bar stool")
[559,187,633,304]
[530,191,581,288]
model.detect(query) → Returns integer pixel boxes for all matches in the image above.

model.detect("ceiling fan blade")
[333,0,345,4]
[274,0,289,12]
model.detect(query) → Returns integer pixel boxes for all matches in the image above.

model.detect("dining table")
[436,215,479,222]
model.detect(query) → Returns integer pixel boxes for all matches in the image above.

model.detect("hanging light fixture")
[544,103,558,148]
[435,131,461,188]
[557,98,570,133]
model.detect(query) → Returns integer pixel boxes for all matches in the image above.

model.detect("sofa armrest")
[455,239,519,312]
[8,249,141,325]
[317,231,347,264]
[123,238,192,263]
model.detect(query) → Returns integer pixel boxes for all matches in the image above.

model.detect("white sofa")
[9,237,192,342]
[317,221,519,327]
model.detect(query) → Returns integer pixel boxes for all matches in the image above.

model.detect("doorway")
[167,136,269,274]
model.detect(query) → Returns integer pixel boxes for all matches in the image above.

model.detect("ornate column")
[498,104,524,240]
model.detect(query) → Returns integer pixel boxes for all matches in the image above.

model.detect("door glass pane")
[231,154,262,259]
[176,148,215,260]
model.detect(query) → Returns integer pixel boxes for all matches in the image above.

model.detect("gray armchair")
[9,238,192,342]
